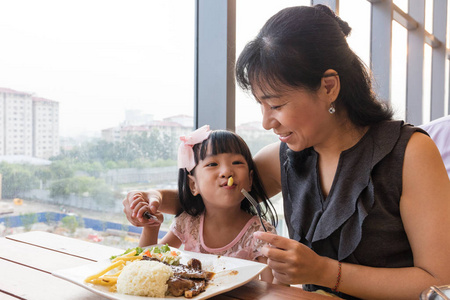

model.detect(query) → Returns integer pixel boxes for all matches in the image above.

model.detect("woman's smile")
[275,131,293,143]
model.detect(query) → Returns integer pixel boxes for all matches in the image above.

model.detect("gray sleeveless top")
[280,120,427,268]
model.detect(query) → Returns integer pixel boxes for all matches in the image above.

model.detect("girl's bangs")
[197,131,251,162]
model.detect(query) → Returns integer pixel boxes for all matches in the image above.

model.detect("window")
[0,0,195,248]
[423,44,433,124]
[391,20,408,120]
[1,0,448,247]
[235,0,312,238]
[235,0,310,144]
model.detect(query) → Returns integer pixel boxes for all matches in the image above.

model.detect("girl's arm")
[139,213,183,249]
[158,231,183,249]
[140,227,183,248]
[138,211,165,247]
[253,142,282,198]
[139,224,161,247]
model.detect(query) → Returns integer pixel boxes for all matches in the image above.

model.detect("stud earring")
[328,102,336,114]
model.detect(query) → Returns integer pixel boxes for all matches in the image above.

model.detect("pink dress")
[170,212,277,261]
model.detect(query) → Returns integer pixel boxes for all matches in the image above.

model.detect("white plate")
[52,247,268,299]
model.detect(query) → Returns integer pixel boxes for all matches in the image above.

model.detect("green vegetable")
[109,244,172,260]
[110,247,144,260]
[161,244,170,253]
[149,244,170,254]
[145,244,180,265]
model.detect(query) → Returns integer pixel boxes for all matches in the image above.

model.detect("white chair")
[419,115,450,178]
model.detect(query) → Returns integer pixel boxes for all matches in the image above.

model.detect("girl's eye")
[205,162,217,167]
[232,161,245,165]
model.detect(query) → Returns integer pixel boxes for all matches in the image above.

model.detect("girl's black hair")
[178,130,278,227]
[235,5,393,127]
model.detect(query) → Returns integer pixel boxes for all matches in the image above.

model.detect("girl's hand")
[123,190,162,226]
[142,210,164,227]
[254,232,327,285]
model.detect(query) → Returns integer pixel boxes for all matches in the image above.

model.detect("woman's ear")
[188,174,199,196]
[322,69,340,100]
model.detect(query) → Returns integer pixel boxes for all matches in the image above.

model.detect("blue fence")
[0,211,161,236]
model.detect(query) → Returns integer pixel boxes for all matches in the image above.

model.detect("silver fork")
[241,189,267,232]
[430,286,450,300]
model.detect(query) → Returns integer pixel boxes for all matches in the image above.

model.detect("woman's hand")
[254,232,330,286]
[122,190,163,227]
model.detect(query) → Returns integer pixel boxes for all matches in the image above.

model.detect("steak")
[142,256,214,298]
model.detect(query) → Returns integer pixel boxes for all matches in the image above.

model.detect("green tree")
[0,162,39,198]
[50,176,115,208]
[50,160,74,179]
[34,166,52,185]
[61,215,81,233]
[20,213,38,231]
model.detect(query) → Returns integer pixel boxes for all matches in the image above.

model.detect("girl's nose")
[219,166,233,178]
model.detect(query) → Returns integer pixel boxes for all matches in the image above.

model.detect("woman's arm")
[338,132,450,299]
[256,132,450,299]
[254,141,282,198]
[399,132,450,288]
[335,133,450,299]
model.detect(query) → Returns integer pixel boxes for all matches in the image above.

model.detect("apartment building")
[32,97,60,159]
[101,113,194,143]
[0,87,59,159]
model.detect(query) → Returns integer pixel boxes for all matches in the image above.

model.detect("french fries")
[84,249,144,290]
[85,245,178,293]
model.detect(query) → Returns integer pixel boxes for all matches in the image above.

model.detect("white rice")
[116,260,173,297]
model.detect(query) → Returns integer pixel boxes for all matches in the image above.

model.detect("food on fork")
[227,176,233,186]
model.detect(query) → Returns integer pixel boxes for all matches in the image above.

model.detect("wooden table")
[0,231,332,300]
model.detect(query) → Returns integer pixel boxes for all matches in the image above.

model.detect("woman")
[124,5,450,299]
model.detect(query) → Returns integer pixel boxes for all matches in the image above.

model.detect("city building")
[32,97,60,159]
[0,87,59,159]
[101,113,194,143]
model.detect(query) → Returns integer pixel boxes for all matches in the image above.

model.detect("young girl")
[134,125,278,283]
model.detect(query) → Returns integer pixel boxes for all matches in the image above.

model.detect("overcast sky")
[0,0,382,137]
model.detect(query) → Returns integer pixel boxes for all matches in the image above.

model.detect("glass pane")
[423,44,432,123]
[235,0,310,238]
[0,0,195,247]
[339,0,371,67]
[391,21,408,120]
[446,4,450,115]
[235,0,310,155]
[394,0,408,13]
[425,0,433,33]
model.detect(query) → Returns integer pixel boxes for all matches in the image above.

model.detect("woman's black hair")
[235,4,393,127]
[178,130,278,227]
